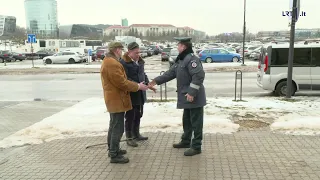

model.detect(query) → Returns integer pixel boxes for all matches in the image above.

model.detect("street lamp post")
[241,0,246,66]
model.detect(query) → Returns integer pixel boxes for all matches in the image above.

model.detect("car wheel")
[0,58,3,63]
[205,58,213,63]
[45,59,52,64]
[232,57,239,62]
[68,58,75,64]
[275,81,296,96]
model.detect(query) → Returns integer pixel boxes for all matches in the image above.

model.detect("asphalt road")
[0,72,273,101]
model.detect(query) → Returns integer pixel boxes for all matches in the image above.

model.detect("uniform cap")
[108,41,124,49]
[127,42,139,50]
[174,37,192,43]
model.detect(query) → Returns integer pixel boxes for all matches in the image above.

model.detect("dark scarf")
[176,47,194,62]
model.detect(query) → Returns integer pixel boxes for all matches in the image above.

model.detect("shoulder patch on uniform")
[190,53,194,56]
[191,62,197,68]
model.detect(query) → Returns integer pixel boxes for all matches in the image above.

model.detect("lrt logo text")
[282,11,306,17]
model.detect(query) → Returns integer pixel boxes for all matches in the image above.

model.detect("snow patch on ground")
[202,61,257,68]
[1,96,319,149]
[271,115,320,136]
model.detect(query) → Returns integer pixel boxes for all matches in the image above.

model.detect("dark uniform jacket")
[154,48,206,109]
[120,52,149,105]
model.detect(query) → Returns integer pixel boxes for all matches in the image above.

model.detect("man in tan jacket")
[100,42,148,164]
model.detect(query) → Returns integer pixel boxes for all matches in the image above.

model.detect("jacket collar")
[105,53,119,61]
[122,52,145,64]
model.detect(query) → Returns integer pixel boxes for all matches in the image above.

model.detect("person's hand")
[149,86,156,93]
[148,80,157,87]
[138,82,148,91]
[185,94,194,102]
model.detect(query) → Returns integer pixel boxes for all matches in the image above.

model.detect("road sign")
[27,34,36,43]
[289,0,300,22]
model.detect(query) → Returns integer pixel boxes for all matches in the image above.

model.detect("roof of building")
[106,25,129,29]
[130,24,175,27]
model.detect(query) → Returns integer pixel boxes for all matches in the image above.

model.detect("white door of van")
[311,48,320,90]
[271,48,312,91]
[292,48,312,91]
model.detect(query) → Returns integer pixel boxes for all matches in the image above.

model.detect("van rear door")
[257,46,268,84]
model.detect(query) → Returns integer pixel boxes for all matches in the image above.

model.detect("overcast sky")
[1,0,318,35]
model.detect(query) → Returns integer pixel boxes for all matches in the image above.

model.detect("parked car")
[96,49,107,60]
[225,47,237,54]
[169,49,179,67]
[140,47,148,58]
[0,50,14,63]
[249,49,261,60]
[161,47,172,61]
[43,51,83,64]
[149,45,161,55]
[199,48,241,63]
[146,48,153,56]
[12,52,26,61]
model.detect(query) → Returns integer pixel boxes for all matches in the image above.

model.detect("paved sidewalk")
[1,131,320,180]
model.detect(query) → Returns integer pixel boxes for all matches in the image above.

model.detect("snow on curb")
[1,96,320,149]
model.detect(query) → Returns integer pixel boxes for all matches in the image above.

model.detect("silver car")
[169,49,179,67]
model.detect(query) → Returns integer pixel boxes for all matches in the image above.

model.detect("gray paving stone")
[0,132,319,179]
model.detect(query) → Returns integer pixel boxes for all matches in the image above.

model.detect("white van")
[257,44,320,96]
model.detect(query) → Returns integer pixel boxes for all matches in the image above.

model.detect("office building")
[24,0,58,38]
[59,24,104,39]
[121,18,128,27]
[0,15,16,37]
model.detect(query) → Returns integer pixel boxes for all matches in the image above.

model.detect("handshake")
[138,80,157,92]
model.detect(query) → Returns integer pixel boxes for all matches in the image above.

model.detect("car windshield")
[2,50,10,54]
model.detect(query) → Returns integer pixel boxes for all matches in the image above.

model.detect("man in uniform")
[148,37,206,156]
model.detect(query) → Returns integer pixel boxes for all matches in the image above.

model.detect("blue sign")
[88,49,92,56]
[27,34,36,43]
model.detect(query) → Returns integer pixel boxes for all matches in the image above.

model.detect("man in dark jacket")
[120,42,156,147]
[148,37,206,156]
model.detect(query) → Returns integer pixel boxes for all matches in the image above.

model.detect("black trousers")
[107,112,125,157]
[125,105,143,133]
[180,107,204,150]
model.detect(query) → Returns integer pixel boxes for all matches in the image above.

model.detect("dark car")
[149,45,161,55]
[146,48,153,56]
[96,49,107,60]
[12,52,26,61]
[25,50,54,60]
[36,50,55,59]
[0,50,14,63]
[161,47,172,61]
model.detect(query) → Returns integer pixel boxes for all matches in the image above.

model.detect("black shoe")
[108,149,127,157]
[135,134,148,141]
[173,142,190,148]
[110,155,129,164]
[127,139,138,147]
[184,148,201,156]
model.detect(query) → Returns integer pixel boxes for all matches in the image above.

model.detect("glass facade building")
[59,24,103,39]
[24,0,58,38]
[121,18,128,27]
[0,15,16,37]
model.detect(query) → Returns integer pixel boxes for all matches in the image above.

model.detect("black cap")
[174,37,192,43]
[127,42,139,50]
[174,37,192,48]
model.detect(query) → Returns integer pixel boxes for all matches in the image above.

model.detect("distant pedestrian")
[148,37,206,156]
[120,42,156,147]
[100,41,149,164]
